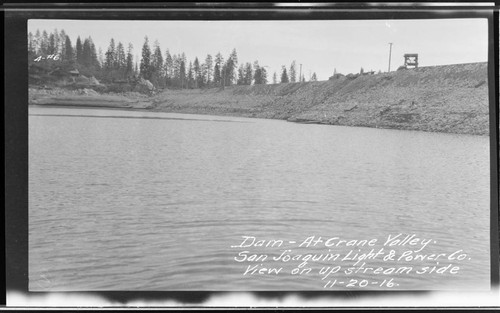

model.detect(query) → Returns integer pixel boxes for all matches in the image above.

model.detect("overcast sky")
[29,19,488,81]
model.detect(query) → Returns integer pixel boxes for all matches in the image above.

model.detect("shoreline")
[29,103,489,137]
[28,62,490,136]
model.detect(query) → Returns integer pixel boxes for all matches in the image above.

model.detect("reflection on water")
[29,106,490,291]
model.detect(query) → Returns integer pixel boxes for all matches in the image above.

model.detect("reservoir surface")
[29,106,490,291]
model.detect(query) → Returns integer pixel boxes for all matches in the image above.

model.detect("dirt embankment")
[29,87,153,109]
[30,62,490,135]
[150,62,489,135]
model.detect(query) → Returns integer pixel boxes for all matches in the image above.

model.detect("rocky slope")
[29,62,490,136]
[150,62,489,135]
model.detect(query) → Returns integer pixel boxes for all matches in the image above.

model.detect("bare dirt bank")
[29,62,490,135]
[29,88,153,109]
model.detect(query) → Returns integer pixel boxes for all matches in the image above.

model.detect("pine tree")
[214,52,223,87]
[58,30,67,57]
[221,62,228,88]
[48,33,56,55]
[40,30,49,54]
[90,41,99,69]
[34,29,41,54]
[28,32,35,56]
[260,67,267,85]
[261,67,268,84]
[151,41,163,87]
[116,42,126,71]
[237,64,245,85]
[200,62,208,87]
[164,49,173,86]
[289,60,297,83]
[98,48,104,68]
[140,36,152,80]
[193,57,202,88]
[104,38,115,70]
[82,38,92,67]
[181,53,187,66]
[179,56,186,89]
[281,66,289,83]
[230,49,238,68]
[253,61,260,84]
[64,36,74,64]
[52,29,60,55]
[205,54,213,86]
[225,48,238,86]
[253,61,267,85]
[172,54,180,86]
[187,61,194,89]
[311,72,317,81]
[75,36,83,64]
[244,62,253,85]
[126,43,134,78]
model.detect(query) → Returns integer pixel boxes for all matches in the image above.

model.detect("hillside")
[150,62,489,135]
[29,62,490,135]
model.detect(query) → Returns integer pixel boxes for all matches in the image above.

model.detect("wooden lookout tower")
[404,54,419,69]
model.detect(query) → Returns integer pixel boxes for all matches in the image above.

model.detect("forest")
[28,28,318,90]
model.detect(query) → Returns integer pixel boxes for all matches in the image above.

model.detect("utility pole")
[388,42,393,72]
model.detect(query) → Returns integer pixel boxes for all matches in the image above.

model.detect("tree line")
[28,28,318,89]
[28,29,101,78]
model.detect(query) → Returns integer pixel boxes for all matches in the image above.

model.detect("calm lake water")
[29,106,490,291]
